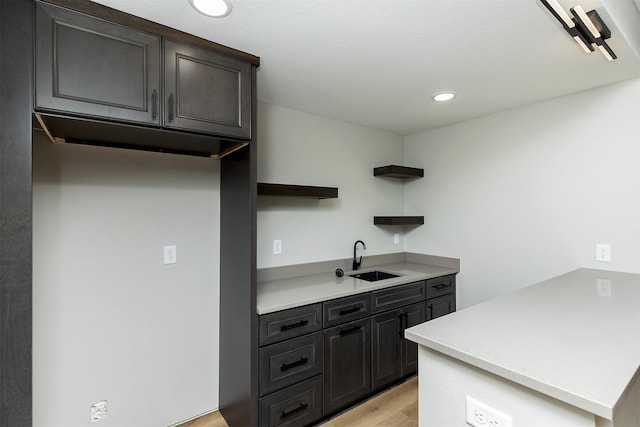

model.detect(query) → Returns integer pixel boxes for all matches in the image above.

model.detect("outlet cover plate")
[596,244,611,262]
[164,245,177,264]
[90,400,107,422]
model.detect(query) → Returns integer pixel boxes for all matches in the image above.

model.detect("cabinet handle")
[398,312,407,335]
[168,93,174,121]
[280,319,308,331]
[339,305,362,316]
[280,357,309,371]
[339,324,362,336]
[433,283,449,290]
[280,403,308,420]
[151,89,157,120]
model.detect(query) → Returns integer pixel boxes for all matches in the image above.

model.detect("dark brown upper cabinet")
[163,39,251,139]
[35,1,162,126]
[34,1,254,156]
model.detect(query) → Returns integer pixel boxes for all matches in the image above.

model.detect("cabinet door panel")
[427,294,455,321]
[323,318,371,415]
[35,2,160,125]
[401,302,426,376]
[164,39,251,139]
[371,310,402,391]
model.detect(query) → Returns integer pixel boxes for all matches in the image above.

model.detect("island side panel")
[417,347,600,427]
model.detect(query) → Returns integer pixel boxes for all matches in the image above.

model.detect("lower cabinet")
[323,317,371,415]
[371,302,425,391]
[256,274,456,426]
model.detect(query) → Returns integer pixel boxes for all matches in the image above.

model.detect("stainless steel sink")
[349,270,400,282]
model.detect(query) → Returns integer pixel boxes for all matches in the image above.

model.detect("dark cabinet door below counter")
[163,39,251,139]
[35,2,161,125]
[323,317,371,416]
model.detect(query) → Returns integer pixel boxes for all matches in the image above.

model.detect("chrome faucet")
[353,240,366,270]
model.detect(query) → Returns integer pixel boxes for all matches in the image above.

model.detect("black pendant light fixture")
[540,0,617,61]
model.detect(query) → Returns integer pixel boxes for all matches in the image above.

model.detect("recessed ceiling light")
[432,92,456,102]
[189,0,232,17]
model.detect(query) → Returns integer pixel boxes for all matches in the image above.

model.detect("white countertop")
[405,268,640,420]
[257,262,458,315]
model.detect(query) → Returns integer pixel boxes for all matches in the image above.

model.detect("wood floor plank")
[176,377,418,427]
[318,377,418,427]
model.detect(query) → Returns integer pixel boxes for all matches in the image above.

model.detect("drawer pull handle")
[280,403,308,420]
[339,305,362,315]
[280,357,309,371]
[433,283,449,290]
[339,324,362,336]
[280,319,308,331]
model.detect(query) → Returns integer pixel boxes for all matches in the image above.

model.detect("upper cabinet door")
[35,2,161,125]
[163,39,251,140]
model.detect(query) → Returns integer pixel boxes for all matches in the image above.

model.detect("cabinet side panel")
[219,65,258,426]
[0,1,34,425]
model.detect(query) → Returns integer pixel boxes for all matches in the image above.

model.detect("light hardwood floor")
[177,377,418,427]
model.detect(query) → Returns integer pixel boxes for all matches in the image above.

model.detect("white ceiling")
[92,0,640,136]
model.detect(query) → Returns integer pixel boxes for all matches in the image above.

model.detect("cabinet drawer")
[427,294,456,321]
[259,332,323,396]
[426,275,456,299]
[371,281,425,313]
[323,293,371,328]
[259,376,323,427]
[259,304,322,346]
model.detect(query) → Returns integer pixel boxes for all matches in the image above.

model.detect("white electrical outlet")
[273,239,282,255]
[597,278,612,296]
[466,396,512,427]
[90,400,107,422]
[394,233,400,244]
[596,244,611,262]
[164,245,177,264]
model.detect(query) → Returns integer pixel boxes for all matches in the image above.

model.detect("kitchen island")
[405,268,640,426]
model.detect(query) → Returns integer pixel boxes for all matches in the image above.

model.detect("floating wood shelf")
[373,165,424,178]
[373,216,424,226]
[257,183,338,199]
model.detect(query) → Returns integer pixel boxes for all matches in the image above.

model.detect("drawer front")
[323,293,371,328]
[371,281,425,313]
[259,332,323,396]
[427,293,456,320]
[259,303,322,346]
[426,275,456,299]
[259,376,323,427]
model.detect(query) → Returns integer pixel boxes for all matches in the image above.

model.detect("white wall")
[257,102,406,268]
[33,133,220,426]
[405,78,640,309]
